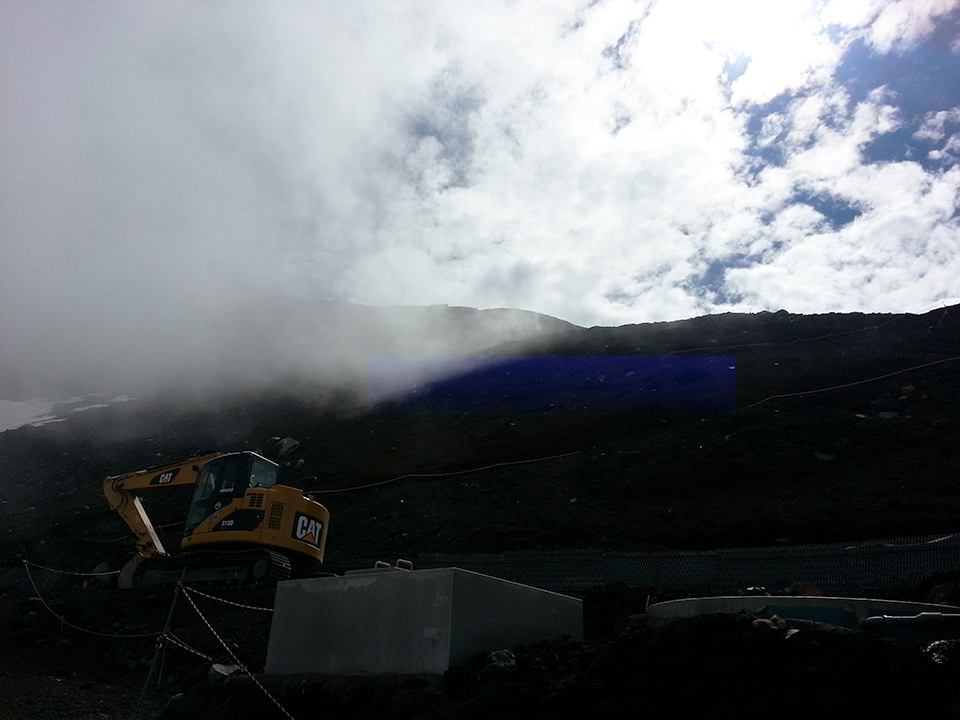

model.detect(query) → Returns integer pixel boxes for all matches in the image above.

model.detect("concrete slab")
[265,567,582,675]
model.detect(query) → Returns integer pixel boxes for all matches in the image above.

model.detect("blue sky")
[1,0,958,394]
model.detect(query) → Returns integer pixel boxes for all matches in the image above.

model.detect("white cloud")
[1,0,958,395]
[820,0,889,28]
[867,0,959,52]
[915,108,960,141]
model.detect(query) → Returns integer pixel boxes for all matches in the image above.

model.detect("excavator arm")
[103,452,224,558]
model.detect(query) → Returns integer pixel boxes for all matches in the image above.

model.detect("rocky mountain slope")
[3,303,957,567]
[0,303,958,718]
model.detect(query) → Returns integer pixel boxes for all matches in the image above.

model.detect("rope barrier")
[23,559,120,576]
[181,584,298,720]
[133,578,185,720]
[181,585,274,612]
[315,450,582,494]
[162,631,214,661]
[22,561,161,639]
[744,356,960,408]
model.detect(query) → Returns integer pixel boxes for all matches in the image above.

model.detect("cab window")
[220,457,241,494]
[250,459,278,488]
[193,463,221,503]
[185,461,222,535]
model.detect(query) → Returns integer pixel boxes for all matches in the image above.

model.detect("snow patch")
[0,395,138,433]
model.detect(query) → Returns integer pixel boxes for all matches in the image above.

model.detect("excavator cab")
[179,451,330,568]
[183,452,279,535]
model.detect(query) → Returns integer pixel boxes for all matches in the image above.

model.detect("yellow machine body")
[104,451,330,574]
[180,482,329,567]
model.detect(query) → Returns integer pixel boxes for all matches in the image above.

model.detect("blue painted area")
[369,356,737,416]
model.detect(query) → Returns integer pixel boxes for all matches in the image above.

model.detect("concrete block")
[265,567,582,675]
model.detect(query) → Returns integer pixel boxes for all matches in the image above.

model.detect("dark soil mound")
[176,613,960,720]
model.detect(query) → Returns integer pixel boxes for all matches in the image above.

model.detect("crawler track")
[121,548,292,589]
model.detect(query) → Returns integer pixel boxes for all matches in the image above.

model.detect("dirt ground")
[0,304,958,717]
[5,582,960,719]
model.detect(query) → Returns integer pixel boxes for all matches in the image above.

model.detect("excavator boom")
[103,452,224,558]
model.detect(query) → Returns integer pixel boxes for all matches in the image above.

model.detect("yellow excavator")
[104,450,330,589]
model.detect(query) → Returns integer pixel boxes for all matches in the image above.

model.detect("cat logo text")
[293,513,324,547]
[149,469,180,485]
